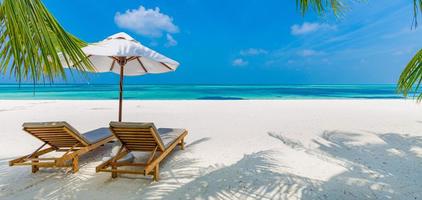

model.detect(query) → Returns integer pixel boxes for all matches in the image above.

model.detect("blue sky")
[2,0,422,84]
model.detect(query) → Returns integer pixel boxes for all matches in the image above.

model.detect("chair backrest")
[109,122,165,152]
[23,122,90,148]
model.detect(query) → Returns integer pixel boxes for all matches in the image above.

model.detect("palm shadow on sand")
[159,150,322,200]
[156,131,422,200]
[269,130,422,199]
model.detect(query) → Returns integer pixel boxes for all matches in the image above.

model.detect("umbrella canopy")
[60,32,180,121]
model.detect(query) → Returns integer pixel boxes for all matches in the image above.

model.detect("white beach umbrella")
[60,32,180,121]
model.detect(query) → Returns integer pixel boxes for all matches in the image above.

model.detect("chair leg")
[153,164,160,181]
[32,155,39,173]
[111,163,117,178]
[72,157,79,173]
[179,138,185,150]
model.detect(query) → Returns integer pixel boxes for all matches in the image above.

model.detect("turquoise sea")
[0,84,410,100]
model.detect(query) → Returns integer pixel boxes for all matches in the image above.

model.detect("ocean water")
[0,84,409,100]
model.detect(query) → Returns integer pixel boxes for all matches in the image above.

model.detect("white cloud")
[392,50,404,56]
[291,22,336,36]
[115,6,179,37]
[232,58,248,66]
[240,48,268,56]
[381,27,422,39]
[298,49,324,57]
[165,34,178,47]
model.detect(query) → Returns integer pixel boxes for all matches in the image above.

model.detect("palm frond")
[397,49,422,101]
[412,0,422,28]
[296,0,421,26]
[296,0,347,17]
[0,0,93,83]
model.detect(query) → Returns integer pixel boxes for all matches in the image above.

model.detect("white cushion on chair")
[82,128,113,144]
[157,128,186,149]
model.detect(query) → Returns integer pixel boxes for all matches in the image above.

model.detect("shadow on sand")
[317,131,422,199]
[155,131,422,200]
[1,131,422,199]
[269,130,422,199]
[0,142,116,199]
[0,137,211,200]
[160,150,321,200]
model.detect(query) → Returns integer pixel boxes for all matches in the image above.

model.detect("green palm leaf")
[296,0,421,27]
[0,0,93,83]
[397,1,422,100]
[296,0,346,17]
[412,0,422,27]
[398,49,422,101]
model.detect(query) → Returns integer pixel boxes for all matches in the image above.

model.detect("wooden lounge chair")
[96,122,188,181]
[9,122,114,173]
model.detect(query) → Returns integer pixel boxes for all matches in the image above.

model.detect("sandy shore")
[0,100,421,199]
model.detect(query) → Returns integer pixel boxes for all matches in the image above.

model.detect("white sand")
[0,100,422,199]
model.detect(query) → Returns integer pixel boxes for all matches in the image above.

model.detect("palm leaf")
[413,0,422,28]
[296,0,347,17]
[296,0,421,27]
[396,1,422,100]
[0,0,93,83]
[397,49,422,101]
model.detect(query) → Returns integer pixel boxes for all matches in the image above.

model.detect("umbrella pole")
[118,62,125,122]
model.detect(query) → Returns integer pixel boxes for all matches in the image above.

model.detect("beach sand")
[0,100,421,199]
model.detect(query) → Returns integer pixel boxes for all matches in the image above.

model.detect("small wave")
[348,96,403,99]
[196,96,244,100]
